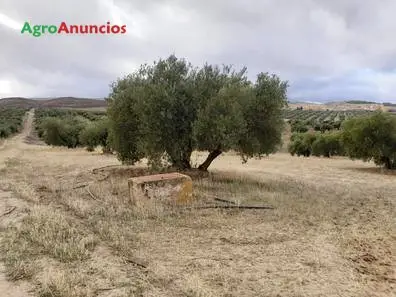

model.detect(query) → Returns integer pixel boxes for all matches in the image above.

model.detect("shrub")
[290,121,309,133]
[288,132,318,157]
[0,126,11,138]
[312,132,344,157]
[79,118,110,152]
[341,111,396,169]
[39,116,90,148]
[0,108,27,138]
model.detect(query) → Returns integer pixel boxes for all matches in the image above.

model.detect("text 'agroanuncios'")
[21,21,127,37]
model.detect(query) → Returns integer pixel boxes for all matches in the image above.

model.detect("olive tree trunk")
[198,146,222,171]
[383,156,395,170]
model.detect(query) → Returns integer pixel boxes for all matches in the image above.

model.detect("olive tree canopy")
[106,55,288,170]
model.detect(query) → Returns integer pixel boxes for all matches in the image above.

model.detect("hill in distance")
[288,100,324,105]
[290,99,386,105]
[341,100,378,104]
[0,97,107,109]
[288,99,387,111]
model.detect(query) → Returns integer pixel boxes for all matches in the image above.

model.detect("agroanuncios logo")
[21,21,126,37]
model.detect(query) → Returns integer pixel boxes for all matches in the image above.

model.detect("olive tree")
[79,118,110,152]
[106,55,288,171]
[312,131,344,157]
[341,111,396,169]
[288,132,318,157]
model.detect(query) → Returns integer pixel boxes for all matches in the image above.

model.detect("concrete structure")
[128,172,193,206]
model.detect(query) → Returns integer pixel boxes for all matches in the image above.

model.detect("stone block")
[128,172,193,206]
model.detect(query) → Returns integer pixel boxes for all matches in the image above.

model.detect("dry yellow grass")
[0,110,394,297]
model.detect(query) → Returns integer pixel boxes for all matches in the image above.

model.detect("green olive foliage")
[106,55,289,170]
[341,111,396,169]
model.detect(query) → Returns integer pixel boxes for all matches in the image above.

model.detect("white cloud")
[0,0,395,102]
[0,11,21,30]
[0,79,12,95]
[0,78,39,97]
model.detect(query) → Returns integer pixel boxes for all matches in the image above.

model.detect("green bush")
[312,132,344,157]
[0,107,27,138]
[0,127,10,138]
[288,132,318,157]
[39,116,90,148]
[341,111,396,169]
[79,118,110,152]
[34,108,107,149]
[313,122,334,133]
[290,121,309,133]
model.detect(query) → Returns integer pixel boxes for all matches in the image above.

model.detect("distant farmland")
[0,97,107,109]
[284,109,374,124]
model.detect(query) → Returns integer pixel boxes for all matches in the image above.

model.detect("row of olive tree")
[38,115,110,151]
[106,55,289,171]
[288,131,344,157]
[289,120,341,134]
[79,118,111,152]
[288,112,396,169]
[0,108,27,138]
[38,116,89,148]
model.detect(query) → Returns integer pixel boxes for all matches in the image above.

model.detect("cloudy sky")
[1,0,396,102]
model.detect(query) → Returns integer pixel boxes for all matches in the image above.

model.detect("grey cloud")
[0,0,395,101]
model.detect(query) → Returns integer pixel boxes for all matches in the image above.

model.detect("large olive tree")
[106,55,288,171]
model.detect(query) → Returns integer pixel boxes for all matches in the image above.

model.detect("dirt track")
[0,110,35,297]
[0,109,35,168]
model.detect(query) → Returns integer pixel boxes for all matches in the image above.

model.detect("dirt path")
[0,109,35,296]
[0,109,35,168]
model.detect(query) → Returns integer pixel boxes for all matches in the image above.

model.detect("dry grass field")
[0,110,394,297]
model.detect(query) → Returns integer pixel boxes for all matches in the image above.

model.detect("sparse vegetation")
[0,135,394,296]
